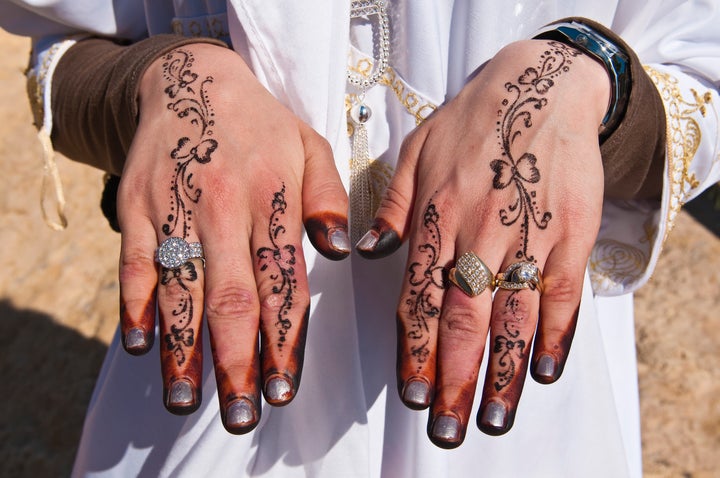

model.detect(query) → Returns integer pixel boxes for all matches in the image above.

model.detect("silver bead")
[350,103,372,124]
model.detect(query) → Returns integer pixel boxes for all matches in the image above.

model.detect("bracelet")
[533,21,630,141]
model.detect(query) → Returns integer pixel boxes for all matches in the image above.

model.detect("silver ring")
[448,251,495,297]
[155,237,204,269]
[495,261,543,293]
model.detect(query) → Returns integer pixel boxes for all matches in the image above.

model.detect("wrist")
[533,21,630,142]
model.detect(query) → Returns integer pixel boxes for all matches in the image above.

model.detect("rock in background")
[0,30,717,477]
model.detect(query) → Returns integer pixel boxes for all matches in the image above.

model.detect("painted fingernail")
[166,379,198,414]
[124,327,148,353]
[356,229,379,251]
[431,415,460,443]
[479,401,508,431]
[356,221,401,258]
[534,354,558,383]
[225,398,258,433]
[265,375,293,404]
[402,379,430,409]
[328,227,351,254]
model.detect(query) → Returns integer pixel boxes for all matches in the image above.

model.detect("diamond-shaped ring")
[448,251,495,297]
[155,237,204,270]
[495,261,544,293]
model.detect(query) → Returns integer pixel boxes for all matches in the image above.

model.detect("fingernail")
[166,379,198,413]
[124,327,148,352]
[431,415,460,442]
[328,227,351,254]
[534,354,558,383]
[355,229,379,251]
[480,401,507,430]
[265,375,293,404]
[225,398,257,432]
[402,379,430,409]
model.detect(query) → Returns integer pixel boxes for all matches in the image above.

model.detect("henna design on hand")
[160,49,217,238]
[257,184,298,350]
[155,49,217,367]
[491,42,580,262]
[493,291,526,391]
[405,199,444,373]
[161,262,198,366]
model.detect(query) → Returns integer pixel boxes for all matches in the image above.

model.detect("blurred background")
[0,30,718,477]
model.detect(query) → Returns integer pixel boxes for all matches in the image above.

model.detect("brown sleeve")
[50,34,228,176]
[540,18,667,200]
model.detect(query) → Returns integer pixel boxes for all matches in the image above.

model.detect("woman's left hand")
[357,39,611,447]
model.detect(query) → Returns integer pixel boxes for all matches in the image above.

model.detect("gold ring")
[448,252,494,297]
[495,261,544,293]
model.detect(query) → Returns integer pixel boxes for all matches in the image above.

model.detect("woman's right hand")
[116,43,349,434]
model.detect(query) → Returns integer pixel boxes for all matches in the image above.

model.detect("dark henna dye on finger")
[478,400,516,436]
[260,305,310,405]
[160,284,204,415]
[164,377,201,415]
[531,305,579,384]
[429,415,462,449]
[401,377,432,410]
[304,212,350,261]
[120,291,157,355]
[224,397,260,434]
[355,218,401,258]
[428,381,476,448]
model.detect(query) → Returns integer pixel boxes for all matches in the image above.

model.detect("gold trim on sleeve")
[644,65,713,239]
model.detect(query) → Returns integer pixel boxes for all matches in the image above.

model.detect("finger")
[396,196,454,412]
[201,221,262,434]
[530,240,588,384]
[477,269,542,436]
[155,234,206,415]
[299,121,351,261]
[428,286,492,448]
[252,183,310,407]
[117,190,157,356]
[356,128,429,258]
[427,245,497,448]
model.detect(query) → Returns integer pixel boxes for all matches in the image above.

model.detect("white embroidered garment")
[1,1,719,477]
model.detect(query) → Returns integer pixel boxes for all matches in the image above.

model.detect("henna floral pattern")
[493,291,526,391]
[161,263,198,366]
[157,49,216,366]
[257,185,298,350]
[160,49,217,238]
[405,199,444,372]
[491,42,580,262]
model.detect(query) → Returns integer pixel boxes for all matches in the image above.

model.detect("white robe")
[1,1,719,477]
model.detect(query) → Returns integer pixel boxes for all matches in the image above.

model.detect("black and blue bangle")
[533,21,631,142]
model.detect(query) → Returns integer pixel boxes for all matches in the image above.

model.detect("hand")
[116,43,349,433]
[357,40,610,446]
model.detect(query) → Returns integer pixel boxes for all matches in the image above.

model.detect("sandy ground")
[0,30,718,477]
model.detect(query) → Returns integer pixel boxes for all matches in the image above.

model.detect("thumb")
[356,128,426,259]
[299,121,351,260]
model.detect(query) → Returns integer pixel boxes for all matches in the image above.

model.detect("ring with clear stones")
[448,251,495,297]
[155,237,204,270]
[495,261,544,293]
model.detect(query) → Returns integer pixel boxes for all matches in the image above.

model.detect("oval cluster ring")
[495,261,544,293]
[155,237,204,270]
[448,251,494,297]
